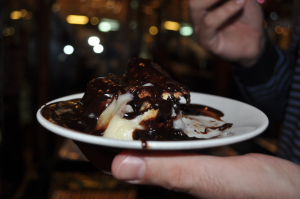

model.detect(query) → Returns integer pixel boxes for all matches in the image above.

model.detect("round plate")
[36,92,269,150]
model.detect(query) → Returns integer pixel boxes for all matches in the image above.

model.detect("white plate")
[36,92,268,150]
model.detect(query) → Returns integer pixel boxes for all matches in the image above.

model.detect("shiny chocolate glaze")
[41,58,232,141]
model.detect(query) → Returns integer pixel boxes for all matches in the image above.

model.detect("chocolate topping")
[41,58,232,142]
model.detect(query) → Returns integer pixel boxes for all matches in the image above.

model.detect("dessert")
[41,58,232,142]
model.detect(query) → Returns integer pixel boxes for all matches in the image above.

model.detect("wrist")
[235,39,279,86]
[237,33,267,68]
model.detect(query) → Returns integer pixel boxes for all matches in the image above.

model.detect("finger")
[189,0,221,11]
[202,0,246,31]
[111,150,224,197]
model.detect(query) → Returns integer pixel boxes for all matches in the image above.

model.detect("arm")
[189,0,295,120]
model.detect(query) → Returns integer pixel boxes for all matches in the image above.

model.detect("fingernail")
[116,156,146,181]
[235,0,245,5]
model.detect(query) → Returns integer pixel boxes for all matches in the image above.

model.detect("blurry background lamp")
[66,15,89,25]
[90,17,99,25]
[164,21,180,31]
[88,36,100,46]
[180,25,193,36]
[130,0,139,9]
[63,45,74,55]
[98,22,111,32]
[270,12,278,21]
[93,44,104,53]
[98,18,120,32]
[10,11,22,20]
[149,26,158,35]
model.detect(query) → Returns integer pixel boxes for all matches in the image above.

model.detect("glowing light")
[106,0,115,10]
[90,17,99,25]
[164,21,180,31]
[98,18,120,32]
[270,12,278,21]
[130,0,139,9]
[149,26,158,35]
[257,0,265,3]
[3,27,14,37]
[143,34,153,43]
[98,22,111,32]
[264,20,268,28]
[66,15,89,25]
[52,3,60,12]
[10,11,22,20]
[275,26,283,34]
[20,9,28,17]
[129,21,137,30]
[93,44,104,53]
[88,36,100,46]
[63,45,74,55]
[113,2,122,14]
[180,24,193,36]
[283,27,289,36]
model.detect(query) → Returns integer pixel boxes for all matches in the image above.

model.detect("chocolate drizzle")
[41,58,232,142]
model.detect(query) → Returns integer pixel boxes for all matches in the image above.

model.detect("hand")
[111,151,300,198]
[189,0,266,67]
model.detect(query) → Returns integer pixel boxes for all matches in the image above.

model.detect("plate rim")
[36,92,269,150]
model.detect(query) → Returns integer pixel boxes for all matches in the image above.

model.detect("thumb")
[111,150,224,197]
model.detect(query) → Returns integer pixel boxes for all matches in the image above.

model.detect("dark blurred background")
[0,0,295,198]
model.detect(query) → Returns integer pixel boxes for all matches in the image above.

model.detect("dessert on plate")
[41,58,232,142]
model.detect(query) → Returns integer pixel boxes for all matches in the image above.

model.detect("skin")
[111,151,300,199]
[77,0,300,198]
[189,0,265,67]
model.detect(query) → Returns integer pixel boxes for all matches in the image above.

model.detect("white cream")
[96,93,229,140]
[103,109,157,140]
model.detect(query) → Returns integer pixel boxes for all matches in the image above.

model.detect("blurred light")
[88,36,100,46]
[98,18,120,32]
[130,0,139,9]
[93,44,104,53]
[106,0,115,10]
[149,26,158,35]
[151,0,160,8]
[275,26,283,34]
[24,12,32,20]
[52,3,60,12]
[283,27,289,36]
[10,11,22,20]
[90,17,99,25]
[144,6,153,15]
[257,0,265,3]
[180,24,193,36]
[270,12,278,21]
[98,22,111,32]
[143,34,154,43]
[113,2,122,14]
[264,20,268,28]
[66,15,89,25]
[3,27,14,36]
[20,9,28,17]
[164,21,180,31]
[63,45,74,55]
[129,21,137,30]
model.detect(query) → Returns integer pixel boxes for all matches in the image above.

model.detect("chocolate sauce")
[41,58,232,142]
